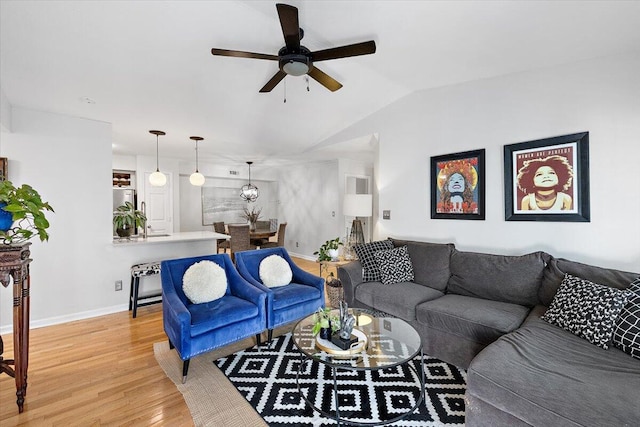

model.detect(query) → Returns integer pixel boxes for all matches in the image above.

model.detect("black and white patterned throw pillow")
[374,245,415,285]
[353,240,393,282]
[612,277,640,359]
[541,274,631,349]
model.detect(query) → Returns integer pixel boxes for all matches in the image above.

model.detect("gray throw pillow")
[612,278,640,359]
[541,274,631,349]
[353,240,393,282]
[374,245,414,285]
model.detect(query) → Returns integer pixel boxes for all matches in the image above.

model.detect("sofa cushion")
[355,281,443,321]
[416,294,530,346]
[541,274,631,349]
[539,257,638,306]
[467,309,640,427]
[390,238,454,291]
[613,277,640,359]
[374,245,414,285]
[353,240,393,282]
[448,250,548,306]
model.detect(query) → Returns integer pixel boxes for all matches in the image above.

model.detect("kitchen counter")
[112,231,229,246]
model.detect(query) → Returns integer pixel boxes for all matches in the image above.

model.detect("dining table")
[249,229,276,246]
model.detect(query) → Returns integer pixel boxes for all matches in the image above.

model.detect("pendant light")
[189,136,205,186]
[240,161,259,202]
[148,130,167,187]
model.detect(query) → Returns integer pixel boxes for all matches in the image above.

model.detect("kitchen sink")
[146,234,171,238]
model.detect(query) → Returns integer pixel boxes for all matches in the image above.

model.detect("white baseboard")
[0,304,129,335]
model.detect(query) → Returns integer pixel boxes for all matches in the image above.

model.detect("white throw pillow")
[259,255,293,288]
[182,260,227,304]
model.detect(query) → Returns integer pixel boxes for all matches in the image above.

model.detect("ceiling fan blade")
[276,3,301,51]
[211,48,278,61]
[308,67,343,92]
[259,70,287,93]
[311,40,376,62]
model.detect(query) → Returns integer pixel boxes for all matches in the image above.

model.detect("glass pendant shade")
[149,130,166,187]
[189,172,205,186]
[149,170,167,186]
[189,136,205,187]
[240,161,259,202]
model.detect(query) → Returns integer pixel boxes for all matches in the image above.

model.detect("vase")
[115,226,133,239]
[249,221,256,231]
[319,326,332,340]
[327,248,339,261]
[0,202,13,232]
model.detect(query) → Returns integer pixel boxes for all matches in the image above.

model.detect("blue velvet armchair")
[161,253,267,382]
[234,247,325,341]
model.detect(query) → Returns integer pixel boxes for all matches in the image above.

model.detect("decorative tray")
[315,328,368,357]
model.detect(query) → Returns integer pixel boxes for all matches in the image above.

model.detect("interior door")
[144,172,173,234]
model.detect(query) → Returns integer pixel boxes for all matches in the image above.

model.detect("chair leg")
[132,277,140,318]
[128,275,135,311]
[169,339,174,350]
[255,333,261,347]
[182,359,190,384]
[268,329,273,342]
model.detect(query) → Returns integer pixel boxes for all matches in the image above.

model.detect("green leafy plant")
[113,201,146,235]
[311,307,340,336]
[313,237,344,262]
[0,180,54,244]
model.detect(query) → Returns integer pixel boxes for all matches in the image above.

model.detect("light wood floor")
[0,257,326,426]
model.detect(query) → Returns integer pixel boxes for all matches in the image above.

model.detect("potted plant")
[314,237,344,262]
[0,180,54,244]
[311,307,339,339]
[240,206,262,231]
[113,201,146,238]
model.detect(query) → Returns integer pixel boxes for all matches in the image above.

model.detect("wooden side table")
[0,242,32,413]
[318,259,351,278]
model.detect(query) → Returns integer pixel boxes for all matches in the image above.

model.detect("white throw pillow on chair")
[259,255,293,288]
[182,260,227,304]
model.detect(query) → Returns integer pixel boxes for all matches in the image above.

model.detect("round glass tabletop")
[292,308,422,370]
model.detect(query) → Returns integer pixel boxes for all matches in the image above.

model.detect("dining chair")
[262,222,286,248]
[228,224,256,262]
[235,247,324,342]
[161,253,267,383]
[213,221,229,254]
[255,220,271,231]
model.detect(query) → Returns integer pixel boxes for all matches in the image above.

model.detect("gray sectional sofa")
[337,238,640,426]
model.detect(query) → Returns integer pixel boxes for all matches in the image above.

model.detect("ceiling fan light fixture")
[149,130,166,187]
[283,59,309,76]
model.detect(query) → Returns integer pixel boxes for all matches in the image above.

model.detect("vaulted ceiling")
[2,1,639,166]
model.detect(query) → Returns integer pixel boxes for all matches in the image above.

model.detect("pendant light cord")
[155,134,160,172]
[195,140,199,173]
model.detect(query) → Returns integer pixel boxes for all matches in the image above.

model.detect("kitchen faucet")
[140,201,147,238]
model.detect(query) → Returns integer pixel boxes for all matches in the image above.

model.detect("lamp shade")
[189,172,205,186]
[343,194,372,217]
[149,170,167,187]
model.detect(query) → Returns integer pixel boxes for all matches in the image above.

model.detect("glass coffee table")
[292,309,425,426]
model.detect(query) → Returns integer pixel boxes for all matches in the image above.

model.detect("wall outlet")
[296,242,299,247]
[383,210,391,220]
[115,280,123,291]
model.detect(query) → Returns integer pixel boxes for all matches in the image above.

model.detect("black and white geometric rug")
[215,333,466,426]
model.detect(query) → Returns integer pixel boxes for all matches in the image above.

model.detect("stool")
[130,261,162,318]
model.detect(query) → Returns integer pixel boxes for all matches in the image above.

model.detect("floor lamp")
[344,194,373,257]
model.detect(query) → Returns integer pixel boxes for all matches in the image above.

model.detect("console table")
[0,243,32,413]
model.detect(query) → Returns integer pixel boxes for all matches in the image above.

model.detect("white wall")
[277,160,342,259]
[328,53,640,273]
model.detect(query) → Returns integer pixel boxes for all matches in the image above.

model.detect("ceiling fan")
[211,3,376,93]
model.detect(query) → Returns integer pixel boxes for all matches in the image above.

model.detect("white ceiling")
[2,1,640,166]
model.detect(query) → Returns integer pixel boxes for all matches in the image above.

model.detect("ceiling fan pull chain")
[305,76,310,92]
[283,77,287,103]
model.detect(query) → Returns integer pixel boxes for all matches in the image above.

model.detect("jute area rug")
[154,337,268,427]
